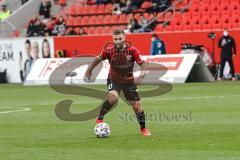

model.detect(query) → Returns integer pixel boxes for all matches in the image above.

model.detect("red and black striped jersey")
[98,46,143,84]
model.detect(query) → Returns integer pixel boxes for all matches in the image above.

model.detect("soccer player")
[85,29,151,136]
[218,28,236,81]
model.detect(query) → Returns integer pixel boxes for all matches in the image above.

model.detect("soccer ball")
[94,123,110,138]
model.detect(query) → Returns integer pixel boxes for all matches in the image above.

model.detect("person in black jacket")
[39,0,52,19]
[21,0,29,5]
[218,28,237,81]
[33,18,46,36]
[26,17,37,37]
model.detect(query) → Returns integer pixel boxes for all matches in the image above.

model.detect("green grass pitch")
[0,82,240,160]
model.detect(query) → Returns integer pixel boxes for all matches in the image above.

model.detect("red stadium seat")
[141,1,152,9]
[174,12,182,20]
[164,12,173,20]
[210,4,218,11]
[126,14,134,23]
[148,14,154,20]
[95,27,104,35]
[88,16,97,25]
[210,0,219,6]
[88,27,95,34]
[191,12,201,19]
[74,17,82,26]
[76,6,83,15]
[157,12,165,22]
[172,24,181,31]
[172,18,181,26]
[211,11,220,19]
[232,22,240,29]
[189,4,200,13]
[74,27,80,34]
[182,17,190,25]
[212,23,222,30]
[66,17,75,26]
[68,6,77,16]
[192,24,201,30]
[90,5,98,14]
[165,25,173,32]
[191,0,201,5]
[118,14,127,24]
[231,10,240,18]
[97,5,105,14]
[134,13,141,20]
[201,0,210,5]
[232,0,240,3]
[82,5,91,15]
[181,13,191,20]
[221,10,231,17]
[220,3,229,11]
[182,24,192,31]
[102,26,111,34]
[201,12,211,19]
[211,17,222,29]
[221,16,230,24]
[200,3,209,12]
[190,18,200,25]
[81,16,89,25]
[83,27,89,33]
[103,15,112,25]
[200,17,210,25]
[230,2,239,10]
[59,0,66,6]
[105,4,113,14]
[222,23,232,29]
[95,15,104,25]
[202,24,211,30]
[143,13,150,20]
[155,24,164,32]
[111,15,119,24]
[111,26,118,32]
[172,20,182,31]
[230,16,240,24]
[211,16,220,24]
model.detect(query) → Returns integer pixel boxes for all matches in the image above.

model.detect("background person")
[150,34,166,55]
[218,29,236,81]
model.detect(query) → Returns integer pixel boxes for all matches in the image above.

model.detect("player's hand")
[233,54,236,58]
[85,70,92,80]
[134,76,144,85]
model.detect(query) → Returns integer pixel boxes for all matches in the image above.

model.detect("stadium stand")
[23,0,188,36]
[22,0,240,36]
[1,0,240,37]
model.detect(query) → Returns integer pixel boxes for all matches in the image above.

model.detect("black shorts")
[107,79,140,101]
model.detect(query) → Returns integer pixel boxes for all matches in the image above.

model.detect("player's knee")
[108,95,118,105]
[108,92,119,105]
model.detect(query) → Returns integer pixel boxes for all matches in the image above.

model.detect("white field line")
[0,94,240,110]
[0,107,32,114]
[144,94,240,101]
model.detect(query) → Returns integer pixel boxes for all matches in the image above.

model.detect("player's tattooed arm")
[85,57,102,80]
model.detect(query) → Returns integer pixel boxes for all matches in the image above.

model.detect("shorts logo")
[108,84,113,90]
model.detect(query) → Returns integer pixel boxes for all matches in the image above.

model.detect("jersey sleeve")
[133,47,144,65]
[98,50,107,60]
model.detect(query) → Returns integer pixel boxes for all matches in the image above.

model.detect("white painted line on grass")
[1,94,240,109]
[0,107,32,114]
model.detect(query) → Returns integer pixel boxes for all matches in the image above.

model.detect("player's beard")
[115,42,124,51]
